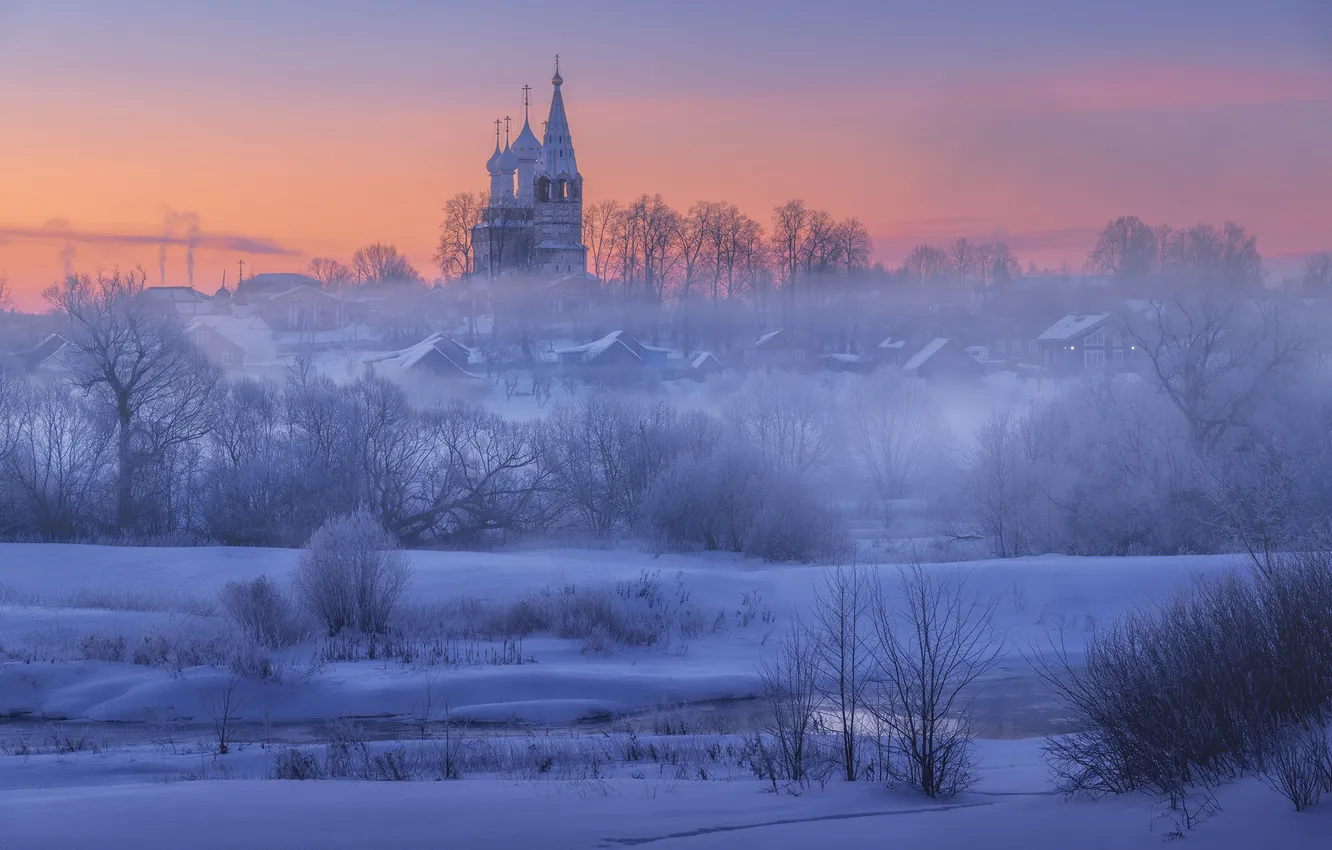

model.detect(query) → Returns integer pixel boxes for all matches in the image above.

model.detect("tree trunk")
[116,407,133,531]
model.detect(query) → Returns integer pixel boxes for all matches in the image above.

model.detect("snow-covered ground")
[5,543,1324,848]
[1,747,1326,849]
[1,544,1238,728]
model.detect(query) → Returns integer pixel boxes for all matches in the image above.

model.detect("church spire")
[542,55,579,179]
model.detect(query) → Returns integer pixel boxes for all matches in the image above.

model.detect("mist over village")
[1,2,1331,848]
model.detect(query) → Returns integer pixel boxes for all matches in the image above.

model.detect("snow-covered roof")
[877,337,906,350]
[823,353,864,363]
[1038,314,1109,341]
[362,333,480,379]
[263,284,339,303]
[755,329,784,347]
[186,315,279,365]
[140,286,209,303]
[690,351,720,369]
[554,331,638,364]
[903,338,950,372]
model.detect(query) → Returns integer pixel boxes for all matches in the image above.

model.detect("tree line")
[434,192,872,300]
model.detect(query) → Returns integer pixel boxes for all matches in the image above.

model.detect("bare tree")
[1302,252,1332,295]
[582,198,621,283]
[965,411,1030,557]
[848,371,942,514]
[205,674,244,756]
[307,257,354,291]
[631,194,680,306]
[728,371,834,480]
[1088,216,1159,279]
[0,273,11,311]
[6,381,114,537]
[904,244,950,284]
[811,564,873,781]
[947,237,978,282]
[771,200,809,291]
[1162,222,1261,289]
[798,208,837,281]
[672,201,717,304]
[756,620,823,785]
[871,563,1001,798]
[351,242,422,285]
[43,269,221,532]
[433,191,487,280]
[833,217,872,275]
[1125,294,1306,452]
[734,214,769,300]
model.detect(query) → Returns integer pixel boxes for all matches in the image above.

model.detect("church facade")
[473,58,588,279]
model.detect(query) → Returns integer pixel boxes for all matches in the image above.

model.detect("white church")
[474,57,588,279]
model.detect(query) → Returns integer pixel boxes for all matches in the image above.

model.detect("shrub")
[78,633,127,662]
[293,510,411,636]
[1261,724,1330,812]
[745,475,849,563]
[1040,552,1332,802]
[224,636,276,681]
[220,576,304,649]
[642,441,848,563]
[272,747,323,780]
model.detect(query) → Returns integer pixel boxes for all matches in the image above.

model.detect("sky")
[1,0,1330,308]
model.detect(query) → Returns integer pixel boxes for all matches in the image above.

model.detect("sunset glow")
[2,0,1330,307]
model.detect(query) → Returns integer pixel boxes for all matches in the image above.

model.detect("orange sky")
[2,2,1330,309]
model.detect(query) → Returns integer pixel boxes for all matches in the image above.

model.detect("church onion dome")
[513,119,541,161]
[498,141,519,172]
[486,141,502,175]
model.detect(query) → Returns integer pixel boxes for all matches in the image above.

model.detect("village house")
[1037,313,1134,374]
[742,329,819,371]
[248,284,345,333]
[901,337,986,383]
[554,330,668,380]
[185,315,279,375]
[363,332,481,381]
[136,286,213,318]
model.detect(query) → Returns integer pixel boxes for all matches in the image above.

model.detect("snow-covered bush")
[641,440,763,552]
[272,747,323,780]
[745,475,848,563]
[294,510,411,636]
[642,438,847,563]
[220,575,304,649]
[77,633,127,662]
[844,370,952,512]
[545,394,714,536]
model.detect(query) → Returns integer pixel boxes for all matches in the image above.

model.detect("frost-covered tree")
[728,371,834,481]
[44,269,221,532]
